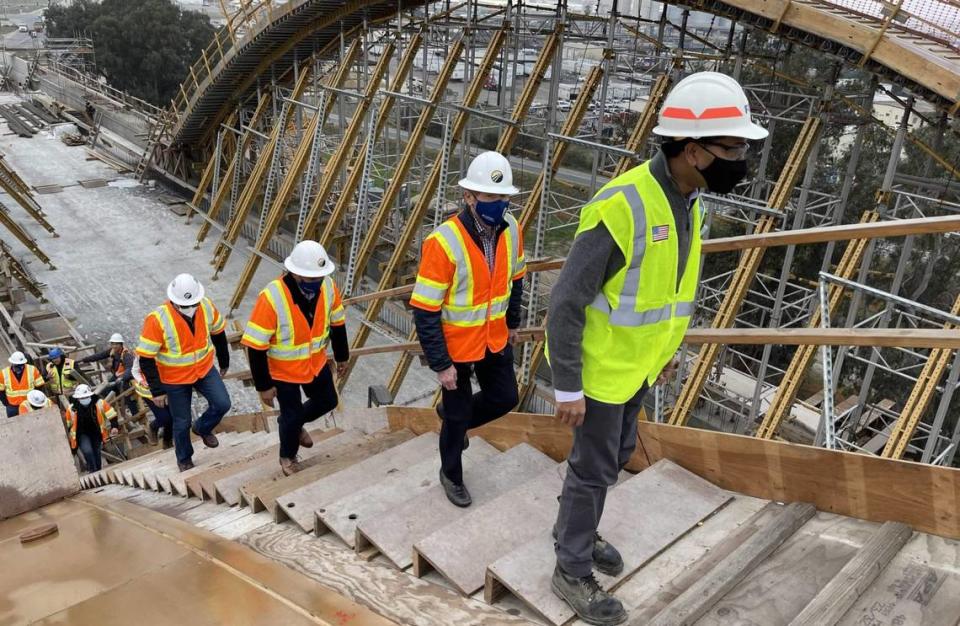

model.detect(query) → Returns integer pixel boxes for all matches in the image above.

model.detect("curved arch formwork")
[175,0,960,468]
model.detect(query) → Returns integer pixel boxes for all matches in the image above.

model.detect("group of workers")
[3,70,762,625]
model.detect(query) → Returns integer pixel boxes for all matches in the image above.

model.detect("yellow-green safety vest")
[574,160,701,404]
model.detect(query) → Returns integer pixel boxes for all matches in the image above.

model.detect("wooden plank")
[185,426,341,500]
[356,443,557,569]
[275,432,440,533]
[215,430,365,506]
[622,497,776,623]
[208,510,274,540]
[240,523,533,626]
[837,533,960,626]
[318,438,499,548]
[487,460,731,625]
[647,502,816,625]
[241,430,416,519]
[0,407,79,518]
[636,422,960,540]
[412,464,566,595]
[790,521,913,625]
[688,513,880,625]
[683,328,960,349]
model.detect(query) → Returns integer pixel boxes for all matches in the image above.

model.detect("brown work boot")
[299,428,313,448]
[178,460,195,472]
[279,457,302,476]
[192,426,219,448]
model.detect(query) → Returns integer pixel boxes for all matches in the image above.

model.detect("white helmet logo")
[490,170,503,183]
[184,292,192,299]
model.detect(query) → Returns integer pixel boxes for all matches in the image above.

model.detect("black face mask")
[697,156,748,195]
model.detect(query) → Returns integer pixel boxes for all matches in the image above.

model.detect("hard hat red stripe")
[661,106,744,120]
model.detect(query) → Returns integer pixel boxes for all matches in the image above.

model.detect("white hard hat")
[109,333,124,344]
[27,389,47,408]
[458,151,520,195]
[284,240,335,278]
[9,351,27,365]
[167,273,204,306]
[73,384,93,399]
[652,72,768,141]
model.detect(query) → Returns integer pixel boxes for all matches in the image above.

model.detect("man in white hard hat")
[0,351,44,417]
[78,332,136,415]
[65,383,118,472]
[135,273,231,471]
[241,240,349,476]
[410,151,526,507]
[546,72,768,624]
[19,389,53,414]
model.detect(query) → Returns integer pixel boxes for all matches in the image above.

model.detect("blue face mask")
[474,198,509,227]
[298,279,322,297]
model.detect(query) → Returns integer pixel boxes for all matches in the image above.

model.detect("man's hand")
[220,366,229,377]
[336,361,349,379]
[437,365,458,391]
[656,359,679,386]
[259,387,277,408]
[508,328,520,345]
[555,397,587,427]
[110,427,119,436]
[153,394,168,408]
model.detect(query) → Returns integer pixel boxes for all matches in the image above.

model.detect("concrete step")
[485,459,732,625]
[276,432,440,533]
[318,438,500,548]
[356,443,556,569]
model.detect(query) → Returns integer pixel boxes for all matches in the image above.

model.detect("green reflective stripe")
[433,222,471,307]
[505,213,521,279]
[242,324,273,345]
[590,293,672,327]
[412,280,447,305]
[441,306,489,324]
[155,308,182,356]
[489,297,510,317]
[322,277,334,321]
[329,306,346,324]
[265,281,294,347]
[156,347,211,366]
[675,300,695,317]
[267,345,312,361]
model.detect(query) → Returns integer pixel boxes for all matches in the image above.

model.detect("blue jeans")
[163,367,231,465]
[77,433,103,472]
[146,398,173,443]
[5,404,18,417]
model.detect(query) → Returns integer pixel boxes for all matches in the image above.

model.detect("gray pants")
[554,385,648,577]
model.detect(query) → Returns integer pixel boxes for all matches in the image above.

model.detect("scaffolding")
[167,0,960,466]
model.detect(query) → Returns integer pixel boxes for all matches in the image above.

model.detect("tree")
[46,0,215,106]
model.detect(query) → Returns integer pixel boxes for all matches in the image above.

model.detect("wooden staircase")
[79,414,960,626]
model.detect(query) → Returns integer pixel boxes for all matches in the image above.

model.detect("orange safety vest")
[65,399,116,450]
[135,298,225,385]
[410,213,526,362]
[19,398,53,414]
[113,347,130,377]
[0,364,44,406]
[241,276,346,384]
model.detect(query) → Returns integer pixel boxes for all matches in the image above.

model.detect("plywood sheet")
[215,430,364,506]
[837,533,960,626]
[0,407,79,518]
[487,460,731,625]
[692,513,878,625]
[357,443,557,569]
[320,438,498,547]
[413,464,566,595]
[276,432,439,533]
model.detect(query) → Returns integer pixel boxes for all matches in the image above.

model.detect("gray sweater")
[546,150,696,395]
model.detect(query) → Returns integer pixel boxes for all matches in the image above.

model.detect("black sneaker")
[552,526,625,577]
[438,468,472,507]
[551,565,627,626]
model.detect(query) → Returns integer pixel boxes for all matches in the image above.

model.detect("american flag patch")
[652,224,670,242]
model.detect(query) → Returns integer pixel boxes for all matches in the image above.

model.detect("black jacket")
[413,209,524,371]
